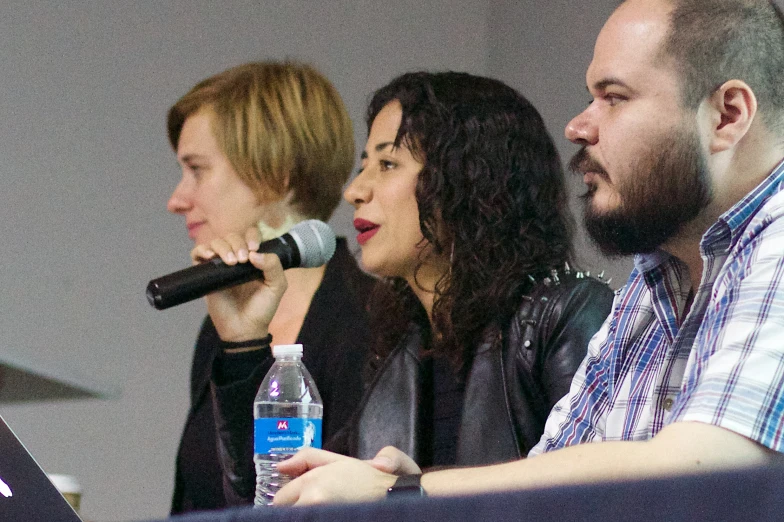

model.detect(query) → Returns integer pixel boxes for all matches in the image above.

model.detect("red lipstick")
[353,218,379,246]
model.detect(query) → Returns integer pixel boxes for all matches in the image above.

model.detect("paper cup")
[47,474,82,513]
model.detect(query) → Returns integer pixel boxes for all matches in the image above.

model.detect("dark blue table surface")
[149,464,784,522]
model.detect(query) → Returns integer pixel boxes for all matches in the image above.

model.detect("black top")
[431,355,465,466]
[171,239,374,514]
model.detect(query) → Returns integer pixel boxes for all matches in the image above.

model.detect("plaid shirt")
[530,159,784,456]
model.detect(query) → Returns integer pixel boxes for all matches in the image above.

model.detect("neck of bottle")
[275,355,301,362]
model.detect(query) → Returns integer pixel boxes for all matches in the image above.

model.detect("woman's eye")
[380,160,395,171]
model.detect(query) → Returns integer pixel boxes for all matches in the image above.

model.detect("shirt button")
[663,398,674,411]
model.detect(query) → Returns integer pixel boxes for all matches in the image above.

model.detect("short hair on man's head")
[167,61,354,221]
[659,0,784,132]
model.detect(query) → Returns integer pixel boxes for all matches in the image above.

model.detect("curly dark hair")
[365,71,573,374]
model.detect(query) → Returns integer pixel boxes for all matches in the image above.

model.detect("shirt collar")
[633,249,670,275]
[702,157,784,250]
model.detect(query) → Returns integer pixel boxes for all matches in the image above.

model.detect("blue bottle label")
[254,418,322,454]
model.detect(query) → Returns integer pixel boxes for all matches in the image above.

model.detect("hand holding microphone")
[146,220,336,310]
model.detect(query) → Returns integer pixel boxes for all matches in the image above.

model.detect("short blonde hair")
[167,61,354,221]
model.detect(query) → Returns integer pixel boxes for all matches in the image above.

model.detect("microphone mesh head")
[288,220,336,268]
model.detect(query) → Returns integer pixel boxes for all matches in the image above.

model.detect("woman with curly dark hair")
[318,71,614,468]
[359,71,581,378]
[203,72,614,502]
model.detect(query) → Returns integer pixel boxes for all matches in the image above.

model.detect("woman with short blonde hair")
[166,61,373,513]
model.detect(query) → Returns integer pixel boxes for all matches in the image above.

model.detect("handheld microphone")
[146,220,336,310]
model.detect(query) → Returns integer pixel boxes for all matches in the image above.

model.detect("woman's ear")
[704,79,757,153]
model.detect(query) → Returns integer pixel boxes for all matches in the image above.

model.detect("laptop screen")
[0,414,81,521]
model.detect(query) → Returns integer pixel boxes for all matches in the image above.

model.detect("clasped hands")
[272,446,422,506]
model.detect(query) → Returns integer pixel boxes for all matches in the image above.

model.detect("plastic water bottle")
[253,344,323,506]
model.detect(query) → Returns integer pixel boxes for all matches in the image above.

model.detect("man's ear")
[705,79,757,153]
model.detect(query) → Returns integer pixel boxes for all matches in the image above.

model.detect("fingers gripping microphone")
[146,220,336,310]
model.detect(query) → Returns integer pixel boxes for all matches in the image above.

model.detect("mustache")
[568,147,608,180]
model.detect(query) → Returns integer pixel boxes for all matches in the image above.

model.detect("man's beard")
[568,127,712,257]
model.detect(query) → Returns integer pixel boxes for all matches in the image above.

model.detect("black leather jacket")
[327,270,614,465]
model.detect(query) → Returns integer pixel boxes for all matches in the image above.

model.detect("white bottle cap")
[272,344,304,357]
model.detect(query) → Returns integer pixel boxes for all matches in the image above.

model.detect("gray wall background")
[0,1,629,520]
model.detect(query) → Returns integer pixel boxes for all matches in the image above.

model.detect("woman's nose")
[166,177,192,214]
[344,170,371,208]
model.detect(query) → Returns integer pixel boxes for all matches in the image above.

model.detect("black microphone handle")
[146,233,301,310]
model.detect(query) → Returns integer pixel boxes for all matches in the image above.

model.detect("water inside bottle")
[254,401,324,506]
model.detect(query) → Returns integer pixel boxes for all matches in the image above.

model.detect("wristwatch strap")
[387,474,426,498]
